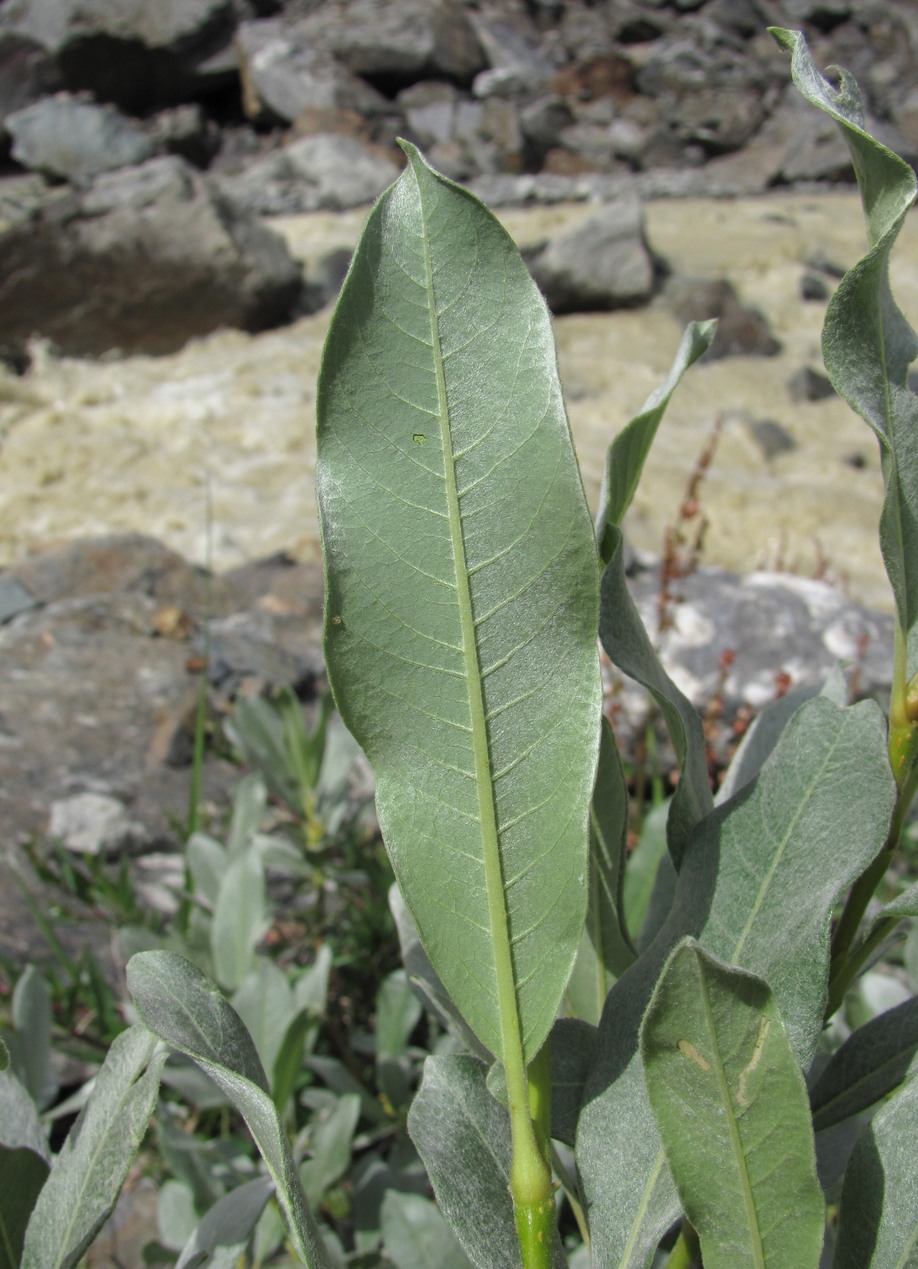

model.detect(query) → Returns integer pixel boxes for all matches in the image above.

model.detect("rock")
[0,534,326,954]
[529,199,655,313]
[788,366,835,402]
[0,30,61,138]
[327,0,486,85]
[6,93,156,184]
[610,563,894,755]
[668,278,782,358]
[1,0,239,112]
[470,7,557,88]
[7,533,222,610]
[47,791,147,857]
[766,90,853,185]
[519,94,575,157]
[235,18,389,125]
[398,80,462,148]
[800,271,830,301]
[149,103,220,168]
[215,134,401,215]
[300,246,353,314]
[0,155,303,356]
[745,418,796,459]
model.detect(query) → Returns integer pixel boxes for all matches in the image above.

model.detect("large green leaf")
[317,142,601,1066]
[408,1055,566,1269]
[578,696,895,1268]
[810,995,918,1132]
[773,28,918,670]
[640,941,823,1269]
[22,1025,164,1269]
[127,951,338,1269]
[8,966,56,1111]
[834,1075,918,1267]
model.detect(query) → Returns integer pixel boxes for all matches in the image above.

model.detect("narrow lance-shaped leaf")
[567,719,635,1021]
[127,951,338,1269]
[596,319,716,561]
[599,530,713,867]
[809,995,918,1132]
[22,1024,164,1269]
[175,1177,275,1269]
[834,1075,918,1268]
[317,142,601,1073]
[640,940,824,1269]
[772,27,918,778]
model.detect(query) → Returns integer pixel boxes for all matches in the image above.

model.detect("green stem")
[511,1044,555,1269]
[888,621,918,789]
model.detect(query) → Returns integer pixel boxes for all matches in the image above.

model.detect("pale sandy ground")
[1,191,916,611]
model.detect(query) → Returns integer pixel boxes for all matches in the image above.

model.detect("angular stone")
[47,791,147,856]
[7,93,156,184]
[236,18,389,124]
[0,30,61,133]
[2,0,238,111]
[0,533,325,869]
[149,103,220,168]
[216,134,401,215]
[328,0,485,83]
[668,278,782,358]
[529,199,655,313]
[788,366,836,402]
[0,155,303,356]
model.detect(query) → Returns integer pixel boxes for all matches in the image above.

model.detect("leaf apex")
[768,26,800,53]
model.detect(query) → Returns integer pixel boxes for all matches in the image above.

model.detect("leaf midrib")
[415,165,524,1084]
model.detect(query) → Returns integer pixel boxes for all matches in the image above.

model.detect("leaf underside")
[317,143,601,1063]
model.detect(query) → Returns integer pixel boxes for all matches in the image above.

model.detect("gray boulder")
[7,93,156,184]
[610,562,894,763]
[668,278,782,358]
[216,134,401,215]
[236,18,389,124]
[0,155,303,356]
[529,200,655,313]
[0,30,61,136]
[1,0,238,111]
[327,0,485,83]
